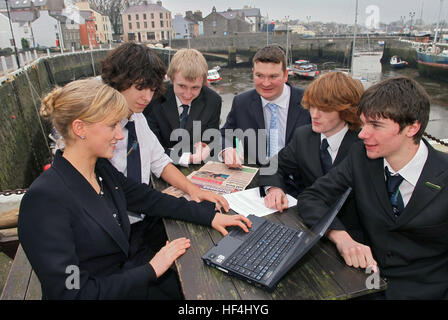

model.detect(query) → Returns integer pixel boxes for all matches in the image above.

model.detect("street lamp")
[5,0,20,68]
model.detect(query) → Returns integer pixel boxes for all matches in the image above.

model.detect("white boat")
[207,67,222,84]
[292,60,319,79]
[390,56,408,69]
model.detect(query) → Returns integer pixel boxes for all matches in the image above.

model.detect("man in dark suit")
[145,48,221,166]
[220,46,310,169]
[259,72,365,241]
[298,77,448,299]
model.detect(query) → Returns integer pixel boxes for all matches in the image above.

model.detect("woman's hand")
[211,212,252,236]
[149,238,191,278]
[188,187,230,213]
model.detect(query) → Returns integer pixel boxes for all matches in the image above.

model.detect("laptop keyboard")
[224,220,302,281]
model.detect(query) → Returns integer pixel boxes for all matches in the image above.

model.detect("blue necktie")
[125,121,141,184]
[320,138,332,174]
[266,103,279,157]
[179,104,189,129]
[385,166,404,217]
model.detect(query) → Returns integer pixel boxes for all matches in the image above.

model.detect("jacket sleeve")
[102,160,216,226]
[18,185,156,300]
[297,148,356,232]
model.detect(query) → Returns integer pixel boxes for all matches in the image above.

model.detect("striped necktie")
[179,104,189,129]
[266,103,279,157]
[319,138,332,174]
[384,166,404,217]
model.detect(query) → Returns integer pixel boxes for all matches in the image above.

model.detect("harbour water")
[209,54,448,140]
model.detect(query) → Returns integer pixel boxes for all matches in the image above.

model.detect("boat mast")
[433,0,444,46]
[351,0,359,75]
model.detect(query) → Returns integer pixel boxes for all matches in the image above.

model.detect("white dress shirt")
[175,96,192,167]
[383,140,428,207]
[260,83,291,153]
[321,125,349,163]
[109,112,172,185]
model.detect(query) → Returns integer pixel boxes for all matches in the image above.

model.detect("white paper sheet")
[223,187,297,217]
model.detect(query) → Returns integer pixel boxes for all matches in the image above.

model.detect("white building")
[31,10,60,47]
[0,12,33,50]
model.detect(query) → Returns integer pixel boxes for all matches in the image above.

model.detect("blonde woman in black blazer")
[18,79,251,300]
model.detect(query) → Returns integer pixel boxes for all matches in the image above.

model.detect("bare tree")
[87,0,125,36]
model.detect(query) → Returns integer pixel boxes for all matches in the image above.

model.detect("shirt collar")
[383,140,428,187]
[321,125,349,152]
[261,83,290,109]
[175,95,190,108]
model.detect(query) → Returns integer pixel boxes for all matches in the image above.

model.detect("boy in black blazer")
[145,48,221,166]
[259,72,364,241]
[298,77,448,299]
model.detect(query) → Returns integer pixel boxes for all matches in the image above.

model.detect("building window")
[136,14,139,20]
[128,33,135,40]
[161,31,164,39]
[128,14,131,21]
[147,32,155,40]
[143,13,147,20]
[144,22,147,28]
[129,23,132,30]
[212,21,216,27]
[136,22,140,29]
[151,13,154,19]
[160,20,164,28]
[151,21,155,28]
[160,12,163,19]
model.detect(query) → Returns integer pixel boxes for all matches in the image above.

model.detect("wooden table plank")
[164,218,241,300]
[0,244,32,300]
[25,271,42,300]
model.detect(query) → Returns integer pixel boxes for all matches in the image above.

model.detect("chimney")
[194,10,203,20]
[156,1,162,6]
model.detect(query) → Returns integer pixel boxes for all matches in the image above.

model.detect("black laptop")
[202,187,352,291]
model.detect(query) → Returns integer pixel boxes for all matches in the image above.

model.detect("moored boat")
[390,56,408,69]
[292,60,319,79]
[207,67,222,84]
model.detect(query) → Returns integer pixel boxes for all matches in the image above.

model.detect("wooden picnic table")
[153,164,386,300]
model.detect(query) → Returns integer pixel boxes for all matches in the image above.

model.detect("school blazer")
[297,140,448,299]
[18,150,215,300]
[145,84,222,161]
[258,125,363,241]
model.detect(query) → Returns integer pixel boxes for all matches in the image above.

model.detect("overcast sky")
[162,0,446,24]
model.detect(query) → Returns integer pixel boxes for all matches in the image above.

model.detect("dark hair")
[302,72,364,130]
[358,76,430,143]
[252,45,286,71]
[99,42,166,96]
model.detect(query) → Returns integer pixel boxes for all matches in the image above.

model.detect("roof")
[124,3,170,14]
[7,0,47,9]
[239,8,261,17]
[218,11,241,20]
[9,9,35,22]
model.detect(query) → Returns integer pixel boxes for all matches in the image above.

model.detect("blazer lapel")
[366,156,397,223]
[186,90,205,132]
[394,143,446,227]
[53,152,130,255]
[334,130,358,166]
[251,91,266,130]
[309,131,324,176]
[285,84,302,143]
[162,86,181,131]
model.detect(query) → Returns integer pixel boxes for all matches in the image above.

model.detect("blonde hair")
[40,78,129,142]
[302,72,364,130]
[167,48,208,84]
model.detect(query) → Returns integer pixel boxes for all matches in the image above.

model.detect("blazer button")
[387,251,393,258]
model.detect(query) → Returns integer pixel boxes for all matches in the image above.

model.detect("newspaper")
[162,161,258,198]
